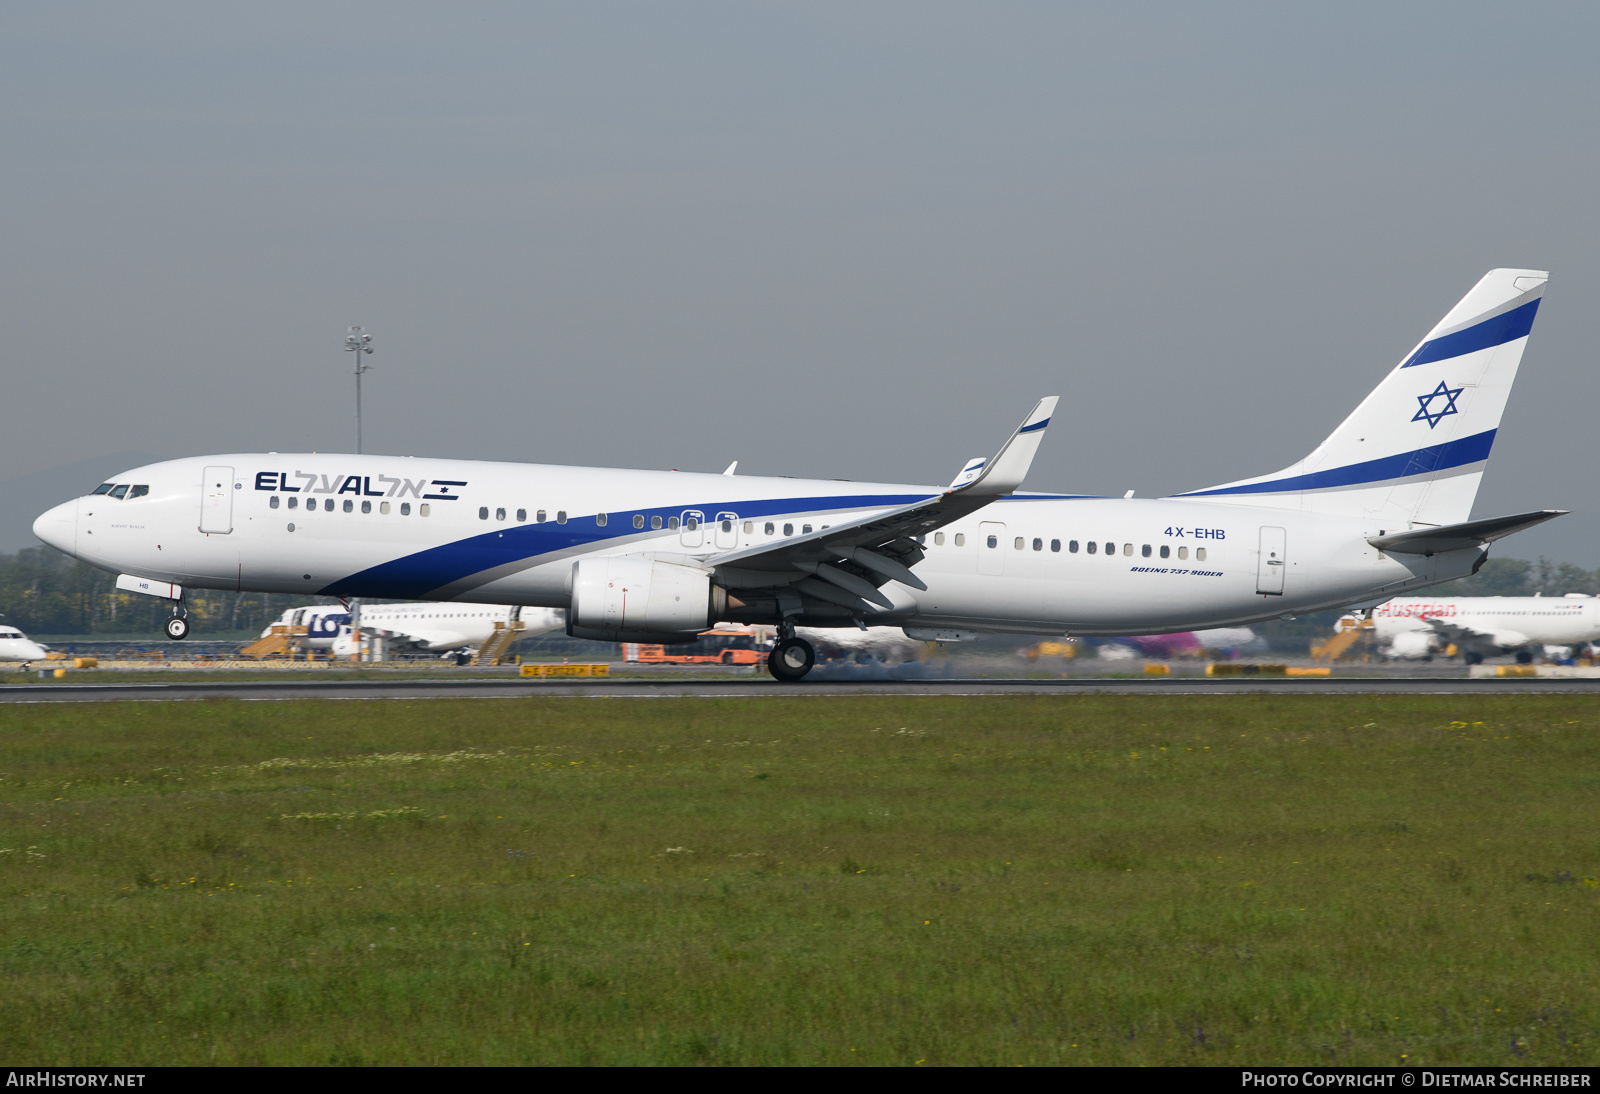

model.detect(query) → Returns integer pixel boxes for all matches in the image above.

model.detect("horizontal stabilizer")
[1367,510,1566,555]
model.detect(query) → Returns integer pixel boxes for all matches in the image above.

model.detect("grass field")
[2,694,1597,1066]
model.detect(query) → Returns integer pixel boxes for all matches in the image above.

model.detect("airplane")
[1367,595,1600,664]
[0,623,50,665]
[32,268,1562,683]
[261,602,564,658]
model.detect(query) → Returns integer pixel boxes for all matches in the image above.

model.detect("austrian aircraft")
[263,602,563,658]
[33,268,1561,681]
[1369,595,1600,663]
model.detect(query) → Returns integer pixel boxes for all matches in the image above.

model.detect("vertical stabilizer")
[1173,269,1547,527]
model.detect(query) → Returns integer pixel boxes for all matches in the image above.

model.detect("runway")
[3,674,1600,702]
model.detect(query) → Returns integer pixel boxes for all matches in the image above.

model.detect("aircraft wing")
[706,398,1058,613]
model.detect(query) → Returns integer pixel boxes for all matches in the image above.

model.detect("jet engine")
[567,557,726,643]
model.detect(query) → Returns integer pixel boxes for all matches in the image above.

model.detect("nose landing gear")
[164,604,190,641]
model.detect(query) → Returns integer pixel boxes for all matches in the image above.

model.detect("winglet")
[945,456,988,492]
[953,397,1058,497]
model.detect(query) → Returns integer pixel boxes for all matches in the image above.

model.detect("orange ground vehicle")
[624,626,769,665]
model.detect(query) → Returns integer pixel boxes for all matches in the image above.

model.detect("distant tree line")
[0,547,338,637]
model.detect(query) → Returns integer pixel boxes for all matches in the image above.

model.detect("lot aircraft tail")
[1174,269,1548,528]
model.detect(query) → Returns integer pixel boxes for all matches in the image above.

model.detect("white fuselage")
[1373,596,1600,652]
[0,627,49,662]
[34,454,1482,637]
[268,601,563,652]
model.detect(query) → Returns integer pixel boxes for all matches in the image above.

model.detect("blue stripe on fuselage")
[1400,298,1539,368]
[1176,429,1496,498]
[320,492,931,599]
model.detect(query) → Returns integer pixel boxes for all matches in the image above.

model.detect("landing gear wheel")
[1515,649,1534,664]
[165,616,190,640]
[1463,651,1483,666]
[768,637,815,682]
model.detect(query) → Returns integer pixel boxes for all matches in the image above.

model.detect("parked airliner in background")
[0,624,50,665]
[263,602,564,658]
[1369,595,1600,663]
[33,269,1562,680]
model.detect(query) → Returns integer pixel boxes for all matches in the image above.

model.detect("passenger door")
[200,466,234,534]
[1256,526,1286,595]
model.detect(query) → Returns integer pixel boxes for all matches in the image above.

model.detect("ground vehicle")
[624,626,770,665]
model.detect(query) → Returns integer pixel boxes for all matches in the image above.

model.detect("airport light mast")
[344,326,375,454]
[343,326,374,661]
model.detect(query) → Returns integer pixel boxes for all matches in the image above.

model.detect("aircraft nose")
[32,500,77,555]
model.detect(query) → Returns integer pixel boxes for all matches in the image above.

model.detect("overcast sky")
[3,2,1598,562]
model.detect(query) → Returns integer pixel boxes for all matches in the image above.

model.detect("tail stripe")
[1179,428,1496,498]
[1400,298,1540,369]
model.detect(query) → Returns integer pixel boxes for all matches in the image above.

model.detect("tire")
[1463,651,1482,666]
[1514,649,1534,665]
[767,637,815,682]
[165,616,190,640]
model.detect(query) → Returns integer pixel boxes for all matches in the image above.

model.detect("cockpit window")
[127,485,149,499]
[91,483,114,495]
[109,485,129,500]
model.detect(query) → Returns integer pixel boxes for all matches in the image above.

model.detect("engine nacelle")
[567,557,724,643]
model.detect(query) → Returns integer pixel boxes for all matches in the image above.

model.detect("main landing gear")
[768,635,815,683]
[164,603,190,641]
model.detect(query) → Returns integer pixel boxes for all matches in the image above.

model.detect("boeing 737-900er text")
[33,269,1563,681]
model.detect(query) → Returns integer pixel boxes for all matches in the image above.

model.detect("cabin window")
[1012,537,1022,550]
[596,513,607,526]
[954,533,965,547]
[764,522,774,535]
[1068,539,1078,552]
[668,516,680,530]
[1051,539,1060,552]
[516,508,526,522]
[1033,538,1043,551]
[743,521,753,534]
[685,517,698,531]
[109,485,129,499]
[494,507,505,521]
[1121,543,1131,556]
[287,496,298,510]
[1087,541,1097,554]
[343,499,354,513]
[1196,547,1207,562]
[1160,545,1169,559]
[783,523,794,536]
[633,514,645,529]
[128,485,149,499]
[325,498,335,511]
[420,504,430,517]
[986,535,998,549]
[269,496,280,509]
[381,501,391,514]
[557,511,567,524]
[721,519,732,533]
[1104,542,1114,555]
[479,507,489,520]
[802,524,812,534]
[934,532,945,546]
[91,483,114,495]
[400,502,410,516]
[1141,544,1151,557]
[652,515,662,530]
[1178,546,1187,559]
[362,500,372,514]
